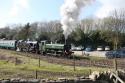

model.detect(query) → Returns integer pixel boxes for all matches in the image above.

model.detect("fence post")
[73,54,76,71]
[38,55,40,67]
[114,58,119,83]
[89,69,92,75]
[35,70,38,79]
[114,58,117,71]
[15,57,17,65]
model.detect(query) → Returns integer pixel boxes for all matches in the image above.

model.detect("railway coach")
[0,40,17,50]
[0,40,39,53]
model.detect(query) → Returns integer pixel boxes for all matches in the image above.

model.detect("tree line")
[0,10,125,50]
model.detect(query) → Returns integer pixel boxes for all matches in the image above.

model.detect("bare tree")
[110,10,125,49]
[37,21,63,43]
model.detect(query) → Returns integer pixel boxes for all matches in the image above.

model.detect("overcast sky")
[0,0,125,28]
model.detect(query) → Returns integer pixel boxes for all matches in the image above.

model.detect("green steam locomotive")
[39,41,72,56]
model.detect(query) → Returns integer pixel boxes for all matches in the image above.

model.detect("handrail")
[110,72,125,83]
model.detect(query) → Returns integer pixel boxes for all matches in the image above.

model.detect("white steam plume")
[60,0,93,39]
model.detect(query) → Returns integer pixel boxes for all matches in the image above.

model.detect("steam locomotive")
[0,40,73,56]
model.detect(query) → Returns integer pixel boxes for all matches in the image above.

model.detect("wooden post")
[35,70,38,79]
[89,69,92,75]
[38,55,40,67]
[82,50,84,56]
[73,54,76,71]
[15,57,17,65]
[25,51,28,64]
[27,51,30,64]
[114,58,117,71]
[114,58,118,83]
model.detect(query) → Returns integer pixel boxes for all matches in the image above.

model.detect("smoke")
[95,0,125,18]
[60,0,93,39]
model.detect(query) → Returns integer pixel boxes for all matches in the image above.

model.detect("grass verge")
[0,49,111,79]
